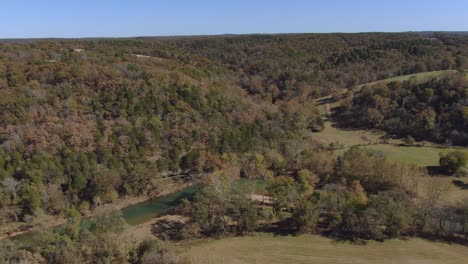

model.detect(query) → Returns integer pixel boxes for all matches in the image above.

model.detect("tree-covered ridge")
[163,33,468,100]
[0,37,323,224]
[338,73,468,145]
[0,33,468,264]
[0,32,466,232]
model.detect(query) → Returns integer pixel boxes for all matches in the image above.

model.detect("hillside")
[1,33,468,263]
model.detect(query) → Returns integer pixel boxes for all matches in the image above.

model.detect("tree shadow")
[417,232,468,246]
[316,96,336,106]
[259,218,298,237]
[151,218,186,241]
[426,166,443,176]
[452,179,468,190]
[329,235,369,246]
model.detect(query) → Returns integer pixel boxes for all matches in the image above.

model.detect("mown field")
[313,121,467,168]
[181,233,468,264]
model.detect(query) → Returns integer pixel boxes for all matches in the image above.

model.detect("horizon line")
[1,30,468,41]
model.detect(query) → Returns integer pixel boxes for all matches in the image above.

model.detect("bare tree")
[2,177,20,200]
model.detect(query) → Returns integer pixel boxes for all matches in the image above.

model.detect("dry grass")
[181,233,468,264]
[419,176,468,205]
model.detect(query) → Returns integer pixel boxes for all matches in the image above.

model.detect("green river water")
[13,185,200,246]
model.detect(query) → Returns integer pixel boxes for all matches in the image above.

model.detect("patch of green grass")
[362,144,466,167]
[181,233,468,264]
[314,122,467,167]
[312,122,389,147]
[236,178,266,195]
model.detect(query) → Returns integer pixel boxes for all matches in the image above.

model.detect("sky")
[0,0,467,38]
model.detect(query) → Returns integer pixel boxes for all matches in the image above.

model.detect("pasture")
[182,233,468,264]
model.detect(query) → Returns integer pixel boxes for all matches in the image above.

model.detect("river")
[13,185,200,246]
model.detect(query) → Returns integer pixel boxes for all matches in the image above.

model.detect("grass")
[314,124,468,204]
[313,122,467,167]
[419,176,468,205]
[313,122,389,147]
[362,144,466,167]
[237,178,266,195]
[181,233,468,264]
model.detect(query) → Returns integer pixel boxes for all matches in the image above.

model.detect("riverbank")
[0,180,193,240]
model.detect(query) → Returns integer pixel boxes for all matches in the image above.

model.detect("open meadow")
[182,233,468,264]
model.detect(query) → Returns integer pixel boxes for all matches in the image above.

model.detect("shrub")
[439,151,468,175]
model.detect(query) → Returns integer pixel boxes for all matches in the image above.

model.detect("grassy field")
[313,122,466,167]
[362,144,466,167]
[313,122,389,147]
[181,233,468,264]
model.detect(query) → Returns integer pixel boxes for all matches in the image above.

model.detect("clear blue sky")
[1,0,467,38]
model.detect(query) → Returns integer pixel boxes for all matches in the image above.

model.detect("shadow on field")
[329,236,369,246]
[452,180,468,190]
[418,232,468,246]
[260,218,299,237]
[426,166,443,176]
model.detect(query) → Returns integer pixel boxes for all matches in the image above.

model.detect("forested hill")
[0,33,467,224]
[337,72,468,145]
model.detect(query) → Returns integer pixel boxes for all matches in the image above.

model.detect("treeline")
[337,73,468,146]
[0,206,187,263]
[181,147,468,242]
[2,146,466,263]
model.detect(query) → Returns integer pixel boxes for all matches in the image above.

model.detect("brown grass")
[181,233,468,264]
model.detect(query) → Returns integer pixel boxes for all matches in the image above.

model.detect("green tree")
[297,169,319,197]
[439,151,468,175]
[292,196,319,233]
[64,207,82,240]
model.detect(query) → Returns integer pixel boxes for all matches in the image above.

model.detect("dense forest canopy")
[0,33,468,263]
[1,32,467,222]
[338,73,468,145]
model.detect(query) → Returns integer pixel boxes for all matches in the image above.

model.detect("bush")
[439,151,468,175]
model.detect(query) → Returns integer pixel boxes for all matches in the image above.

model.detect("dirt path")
[250,194,274,205]
[325,102,331,116]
